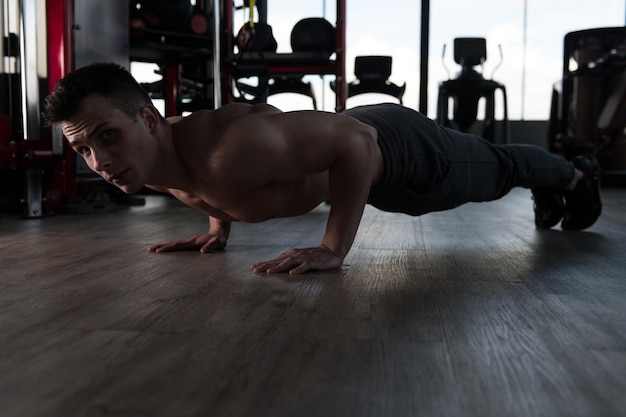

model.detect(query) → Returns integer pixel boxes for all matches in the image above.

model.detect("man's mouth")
[109,169,129,185]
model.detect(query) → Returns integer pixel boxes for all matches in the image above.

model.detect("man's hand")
[148,232,227,253]
[251,244,343,275]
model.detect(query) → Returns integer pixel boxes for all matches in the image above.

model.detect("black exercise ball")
[290,18,335,56]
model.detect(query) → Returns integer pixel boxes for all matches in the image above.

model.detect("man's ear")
[141,104,161,132]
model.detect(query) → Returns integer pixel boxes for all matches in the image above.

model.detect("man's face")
[61,94,157,194]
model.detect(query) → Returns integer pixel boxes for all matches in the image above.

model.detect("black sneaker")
[531,187,565,228]
[561,155,602,230]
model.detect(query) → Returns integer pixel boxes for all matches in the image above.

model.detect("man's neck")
[146,122,191,191]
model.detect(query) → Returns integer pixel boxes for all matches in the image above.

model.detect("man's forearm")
[321,151,374,259]
[209,216,231,238]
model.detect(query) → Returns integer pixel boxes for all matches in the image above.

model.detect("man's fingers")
[252,256,291,273]
[149,234,228,254]
[252,255,310,274]
[252,246,343,274]
[200,237,227,253]
[148,243,171,252]
[150,243,179,252]
[266,257,299,273]
[288,261,310,275]
[149,240,196,252]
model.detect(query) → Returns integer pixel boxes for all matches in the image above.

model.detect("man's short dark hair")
[43,62,155,125]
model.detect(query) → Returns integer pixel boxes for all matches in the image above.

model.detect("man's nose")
[91,150,111,172]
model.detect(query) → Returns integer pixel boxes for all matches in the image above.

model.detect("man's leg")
[355,104,601,229]
[397,109,601,230]
[434,129,601,230]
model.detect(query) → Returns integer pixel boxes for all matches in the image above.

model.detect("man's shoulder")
[170,103,287,160]
[216,102,282,118]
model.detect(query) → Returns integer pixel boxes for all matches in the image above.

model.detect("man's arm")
[249,111,380,274]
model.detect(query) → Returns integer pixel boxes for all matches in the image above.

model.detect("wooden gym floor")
[1,186,625,417]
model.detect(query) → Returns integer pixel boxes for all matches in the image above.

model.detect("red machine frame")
[0,0,75,216]
[45,0,76,211]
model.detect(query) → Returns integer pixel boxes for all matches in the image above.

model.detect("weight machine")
[220,0,347,112]
[0,0,75,218]
[548,27,626,176]
[436,37,509,144]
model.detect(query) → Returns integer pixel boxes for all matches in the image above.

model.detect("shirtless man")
[43,63,601,274]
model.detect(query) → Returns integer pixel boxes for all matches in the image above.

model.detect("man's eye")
[77,146,91,156]
[102,130,115,141]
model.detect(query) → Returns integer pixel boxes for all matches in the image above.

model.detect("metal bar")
[18,0,40,140]
[19,0,44,218]
[221,0,234,104]
[0,0,4,72]
[165,64,179,116]
[256,0,266,24]
[23,168,43,218]
[419,0,429,114]
[335,0,346,112]
[44,0,76,211]
[212,0,221,108]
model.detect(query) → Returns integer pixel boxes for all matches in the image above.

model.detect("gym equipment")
[436,37,509,143]
[234,16,337,109]
[236,22,277,52]
[290,18,335,56]
[129,0,218,116]
[190,1,211,35]
[222,0,347,112]
[235,0,277,52]
[262,17,336,108]
[548,27,626,175]
[341,55,406,103]
[0,73,21,138]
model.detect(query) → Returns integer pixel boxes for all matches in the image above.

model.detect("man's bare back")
[165,104,361,221]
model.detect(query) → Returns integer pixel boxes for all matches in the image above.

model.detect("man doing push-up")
[43,63,602,274]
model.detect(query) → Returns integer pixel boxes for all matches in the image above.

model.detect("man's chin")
[116,184,142,194]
